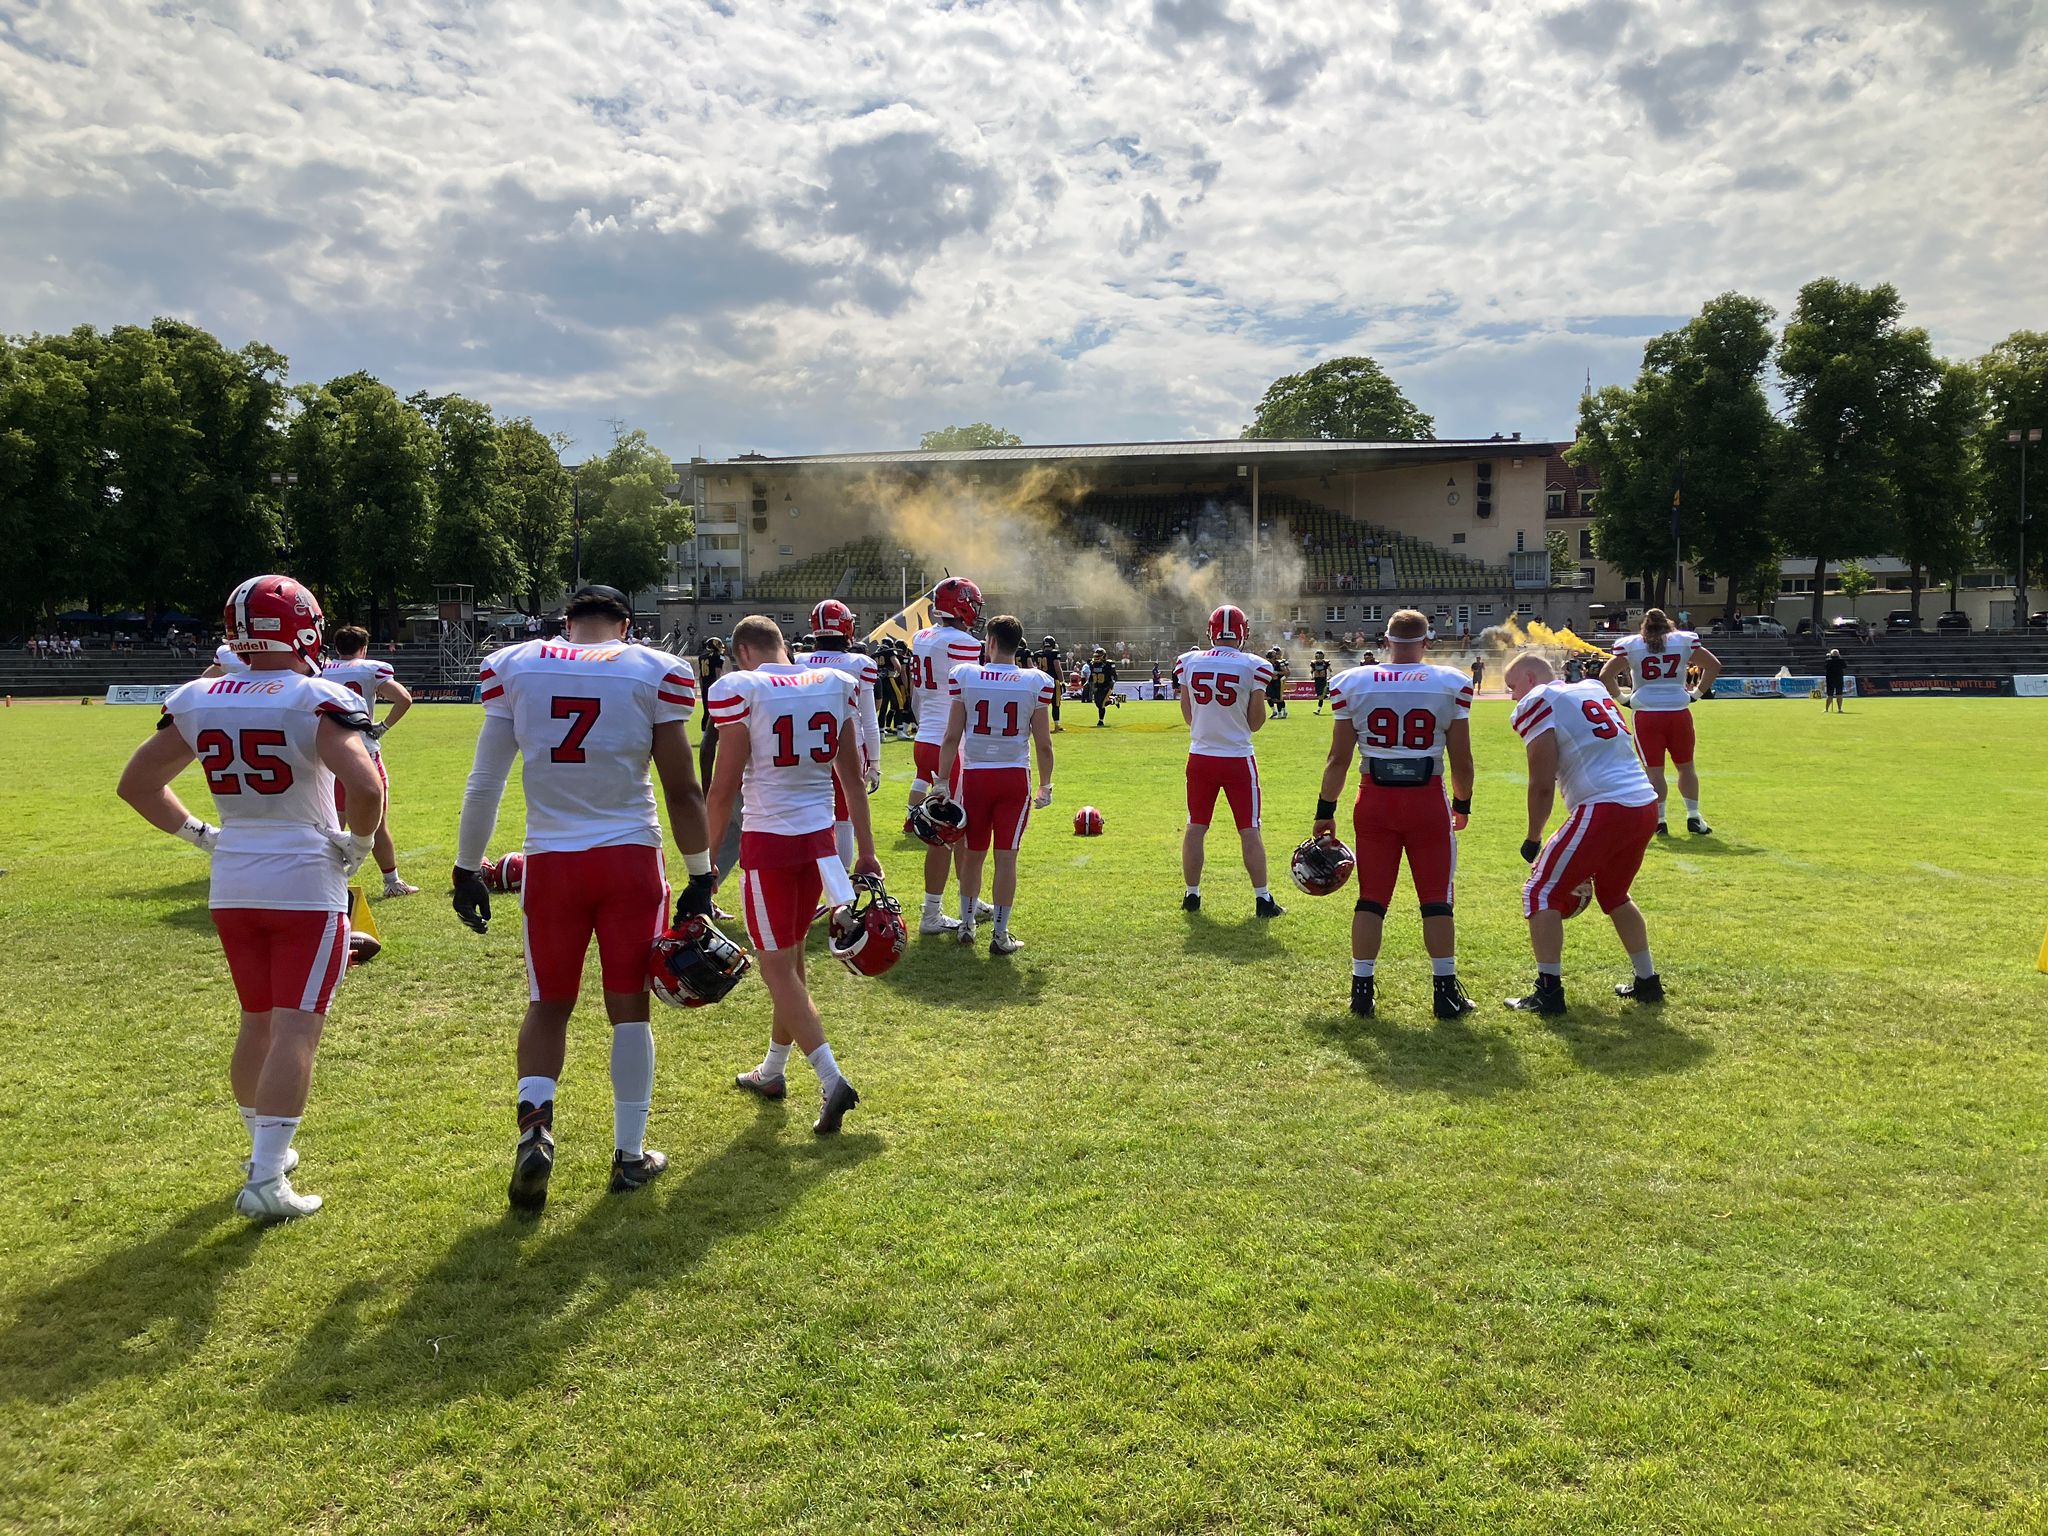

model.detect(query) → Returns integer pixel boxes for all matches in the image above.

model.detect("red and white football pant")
[212,907,351,1015]
[960,766,1032,852]
[1633,708,1695,769]
[519,844,668,1003]
[912,740,963,798]
[1352,775,1456,914]
[738,829,840,952]
[333,749,390,821]
[1523,800,1660,917]
[1185,753,1262,831]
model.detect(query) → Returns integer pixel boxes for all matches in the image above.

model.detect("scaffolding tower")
[435,585,477,683]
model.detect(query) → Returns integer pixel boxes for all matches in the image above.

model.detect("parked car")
[1933,610,1971,632]
[2028,611,2048,631]
[1884,609,1920,632]
[1739,615,1788,638]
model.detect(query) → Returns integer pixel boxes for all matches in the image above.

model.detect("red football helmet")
[1209,604,1248,648]
[811,599,857,639]
[827,876,907,977]
[223,574,325,667]
[650,916,752,1008]
[1290,833,1355,896]
[1073,806,1104,836]
[932,576,983,628]
[481,850,526,893]
[908,794,968,847]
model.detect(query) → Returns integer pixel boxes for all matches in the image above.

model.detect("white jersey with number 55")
[478,639,696,854]
[705,663,860,836]
[1173,647,1273,757]
[1612,631,1699,712]
[1512,680,1657,809]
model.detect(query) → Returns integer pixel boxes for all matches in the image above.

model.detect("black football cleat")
[814,1077,860,1135]
[1504,977,1567,1015]
[1350,975,1375,1017]
[734,1068,787,1100]
[507,1123,555,1213]
[1615,973,1665,1003]
[608,1147,668,1194]
[1433,976,1478,1019]
[1182,892,1201,913]
[1255,895,1286,919]
[1686,816,1712,836]
[1654,821,1670,837]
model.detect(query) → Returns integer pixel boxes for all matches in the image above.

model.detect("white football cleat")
[235,1174,323,1222]
[989,931,1025,956]
[382,875,420,897]
[957,920,977,947]
[918,911,960,935]
[974,900,994,921]
[240,1146,299,1179]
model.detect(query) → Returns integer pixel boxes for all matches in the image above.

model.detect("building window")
[1579,529,1595,557]
[1452,531,1465,544]
[1477,604,1494,618]
[1516,602,1533,617]
[1323,605,1343,623]
[1697,576,1716,595]
[1546,491,1564,513]
[1579,566,1597,589]
[1361,605,1382,623]
[1515,530,1526,552]
[1581,493,1597,513]
[1625,580,1642,601]
[1287,604,1305,623]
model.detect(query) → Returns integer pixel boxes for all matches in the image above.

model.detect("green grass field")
[2,692,2046,1533]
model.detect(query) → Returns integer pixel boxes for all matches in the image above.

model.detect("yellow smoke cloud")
[1491,616,1607,656]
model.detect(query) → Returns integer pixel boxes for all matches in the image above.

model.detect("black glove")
[1519,839,1541,865]
[452,865,492,934]
[369,720,390,740]
[674,871,718,923]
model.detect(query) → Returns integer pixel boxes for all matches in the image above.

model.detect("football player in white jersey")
[906,577,989,935]
[202,641,251,677]
[796,599,883,871]
[706,615,881,1133]
[1173,605,1282,918]
[452,586,715,1212]
[1600,608,1721,836]
[933,614,1056,953]
[322,624,417,896]
[118,575,385,1221]
[1504,652,1665,1014]
[1313,610,1477,1019]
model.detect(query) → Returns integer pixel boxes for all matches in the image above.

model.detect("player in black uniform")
[696,634,729,786]
[1265,647,1289,719]
[1038,635,1064,731]
[874,641,902,736]
[1087,646,1117,726]
[1310,650,1332,713]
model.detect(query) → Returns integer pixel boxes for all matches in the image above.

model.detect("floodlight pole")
[2012,428,2041,626]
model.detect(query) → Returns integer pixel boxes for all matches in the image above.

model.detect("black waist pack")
[1367,756,1438,787]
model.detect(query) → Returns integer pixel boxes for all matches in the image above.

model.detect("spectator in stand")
[525,612,542,639]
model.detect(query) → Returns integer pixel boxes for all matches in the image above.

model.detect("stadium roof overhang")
[697,438,1567,487]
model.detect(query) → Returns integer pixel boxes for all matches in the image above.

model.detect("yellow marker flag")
[866,592,937,651]
[2037,923,2048,974]
[350,885,380,944]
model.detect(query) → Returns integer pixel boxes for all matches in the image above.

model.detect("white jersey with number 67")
[1612,631,1699,712]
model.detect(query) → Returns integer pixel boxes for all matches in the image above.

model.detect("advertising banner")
[104,684,179,705]
[2013,675,2048,698]
[1709,675,1854,699]
[1857,676,2014,697]
[410,682,482,704]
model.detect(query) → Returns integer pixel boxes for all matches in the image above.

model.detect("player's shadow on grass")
[269,1119,878,1407]
[877,942,1047,1008]
[1543,1007,1711,1078]
[1652,838,1762,859]
[0,1201,265,1405]
[1305,1010,1528,1099]
[114,877,216,931]
[1178,912,1285,958]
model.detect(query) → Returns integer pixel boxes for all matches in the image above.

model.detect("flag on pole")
[866,589,937,650]
[2036,921,2048,974]
[348,884,382,966]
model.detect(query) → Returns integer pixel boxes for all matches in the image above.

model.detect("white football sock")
[1683,798,1700,817]
[238,1104,258,1143]
[1185,885,1201,900]
[1431,956,1456,978]
[610,1023,655,1158]
[760,1040,791,1080]
[249,1116,300,1184]
[806,1042,843,1093]
[993,903,1012,936]
[1537,962,1563,978]
[517,1075,558,1110]
[1630,949,1656,979]
[1254,885,1272,900]
[922,894,942,918]
[1353,959,1375,979]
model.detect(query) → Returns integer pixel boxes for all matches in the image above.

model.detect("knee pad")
[1354,898,1387,916]
[1419,901,1454,919]
[910,779,931,797]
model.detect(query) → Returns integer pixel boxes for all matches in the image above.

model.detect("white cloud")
[0,0,2042,457]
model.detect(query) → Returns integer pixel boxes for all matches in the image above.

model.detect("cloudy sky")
[3,0,2043,459]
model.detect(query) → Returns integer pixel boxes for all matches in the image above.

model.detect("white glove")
[1033,783,1054,810]
[173,816,220,854]
[865,770,882,797]
[326,829,376,878]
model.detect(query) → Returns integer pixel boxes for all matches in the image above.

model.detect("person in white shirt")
[1600,607,1721,836]
[707,615,880,1134]
[1173,605,1282,918]
[1503,652,1666,1015]
[905,578,989,935]
[322,625,417,896]
[933,615,1056,954]
[452,585,715,1211]
[794,599,883,871]
[117,575,384,1222]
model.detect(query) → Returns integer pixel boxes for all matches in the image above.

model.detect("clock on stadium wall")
[1446,490,1461,506]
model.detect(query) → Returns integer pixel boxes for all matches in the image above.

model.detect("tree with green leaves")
[1243,356,1433,441]
[1892,362,1986,620]
[318,372,436,642]
[1774,279,1939,632]
[0,335,100,632]
[1568,385,1669,604]
[569,429,689,599]
[1973,330,2048,611]
[1545,528,1574,586]
[920,422,1022,451]
[412,392,516,602]
[498,418,572,615]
